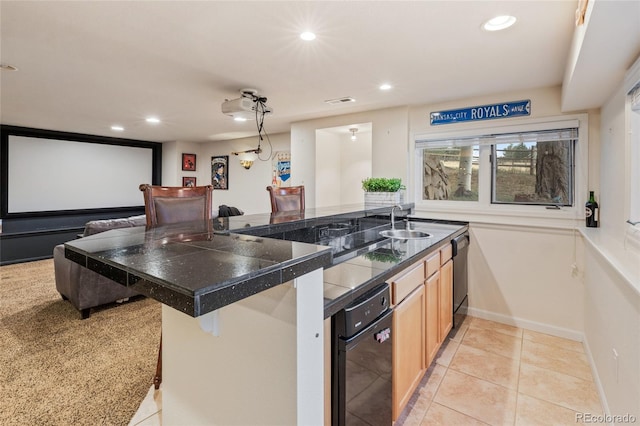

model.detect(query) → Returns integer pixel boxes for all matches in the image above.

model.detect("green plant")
[361,177,406,192]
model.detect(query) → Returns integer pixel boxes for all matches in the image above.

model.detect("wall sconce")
[235,151,258,170]
[350,127,358,141]
[232,147,262,170]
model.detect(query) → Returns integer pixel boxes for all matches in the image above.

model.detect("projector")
[221,89,273,120]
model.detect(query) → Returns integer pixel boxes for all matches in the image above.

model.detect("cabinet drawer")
[391,262,425,305]
[425,252,440,278]
[440,244,452,264]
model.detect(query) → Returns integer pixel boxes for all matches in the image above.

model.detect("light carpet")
[0,259,161,425]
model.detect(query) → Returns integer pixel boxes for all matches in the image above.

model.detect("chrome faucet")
[391,205,402,230]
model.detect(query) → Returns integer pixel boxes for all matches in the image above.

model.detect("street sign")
[430,100,531,125]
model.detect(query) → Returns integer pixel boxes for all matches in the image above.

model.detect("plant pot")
[364,191,404,206]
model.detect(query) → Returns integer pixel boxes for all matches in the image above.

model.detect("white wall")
[194,133,291,215]
[580,67,640,419]
[599,86,628,242]
[162,140,200,187]
[315,131,341,208]
[291,106,409,208]
[315,128,372,208]
[582,238,639,420]
[340,130,371,205]
[162,134,290,214]
[468,224,584,337]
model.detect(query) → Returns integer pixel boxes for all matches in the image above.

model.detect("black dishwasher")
[452,232,470,328]
[332,283,393,426]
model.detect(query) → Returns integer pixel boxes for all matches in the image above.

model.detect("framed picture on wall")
[211,156,228,190]
[182,153,196,171]
[182,177,196,187]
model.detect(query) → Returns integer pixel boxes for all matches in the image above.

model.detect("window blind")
[630,82,640,112]
[416,128,578,149]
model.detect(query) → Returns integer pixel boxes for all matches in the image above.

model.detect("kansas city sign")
[430,99,531,125]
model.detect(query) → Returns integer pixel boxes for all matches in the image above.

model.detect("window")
[421,146,479,201]
[491,129,576,206]
[414,118,584,217]
[623,54,640,243]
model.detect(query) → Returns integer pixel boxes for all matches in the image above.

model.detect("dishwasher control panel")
[338,283,390,339]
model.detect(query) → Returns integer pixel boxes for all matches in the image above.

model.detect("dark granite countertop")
[64,203,467,318]
[321,220,467,317]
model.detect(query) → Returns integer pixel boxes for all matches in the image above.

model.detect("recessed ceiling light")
[145,117,161,124]
[0,64,18,71]
[380,83,392,91]
[483,15,517,31]
[111,125,124,131]
[300,31,316,41]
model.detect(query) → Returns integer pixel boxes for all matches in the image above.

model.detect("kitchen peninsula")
[64,204,467,425]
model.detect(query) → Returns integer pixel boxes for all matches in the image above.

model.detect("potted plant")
[361,177,406,205]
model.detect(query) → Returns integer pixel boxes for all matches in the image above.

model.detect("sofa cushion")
[83,214,146,236]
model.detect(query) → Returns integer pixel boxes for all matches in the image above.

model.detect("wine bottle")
[585,191,599,228]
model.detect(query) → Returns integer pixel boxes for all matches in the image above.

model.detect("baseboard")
[582,336,611,420]
[0,254,52,266]
[466,307,584,342]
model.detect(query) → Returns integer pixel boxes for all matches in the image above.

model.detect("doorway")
[315,123,372,208]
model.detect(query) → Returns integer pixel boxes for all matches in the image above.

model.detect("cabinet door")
[439,259,453,342]
[425,251,440,278]
[390,261,425,305]
[425,271,440,366]
[392,284,425,421]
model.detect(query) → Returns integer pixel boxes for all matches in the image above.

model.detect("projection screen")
[7,135,153,213]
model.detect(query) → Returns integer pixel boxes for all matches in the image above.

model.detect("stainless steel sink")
[379,229,432,240]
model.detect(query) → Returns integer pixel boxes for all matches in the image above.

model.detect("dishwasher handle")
[451,233,469,257]
[338,309,393,352]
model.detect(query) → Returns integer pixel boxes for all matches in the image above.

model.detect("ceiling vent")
[324,96,356,105]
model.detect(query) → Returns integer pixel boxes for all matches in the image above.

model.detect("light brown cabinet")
[425,270,440,366]
[391,261,425,305]
[439,258,453,342]
[423,251,441,366]
[381,241,456,421]
[392,284,425,421]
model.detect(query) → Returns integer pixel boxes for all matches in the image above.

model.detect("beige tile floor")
[128,315,603,426]
[128,386,161,426]
[396,316,603,426]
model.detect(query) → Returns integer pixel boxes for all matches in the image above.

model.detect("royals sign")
[430,99,531,125]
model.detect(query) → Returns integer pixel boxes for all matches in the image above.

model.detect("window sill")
[413,203,580,230]
[580,227,640,296]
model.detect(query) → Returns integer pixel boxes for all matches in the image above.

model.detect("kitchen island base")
[161,268,324,425]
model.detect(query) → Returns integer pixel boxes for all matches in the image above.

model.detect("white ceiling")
[1,1,638,144]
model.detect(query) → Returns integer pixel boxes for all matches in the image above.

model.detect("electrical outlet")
[571,263,579,278]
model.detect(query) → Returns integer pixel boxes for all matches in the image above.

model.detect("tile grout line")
[433,317,497,426]
[513,327,525,426]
